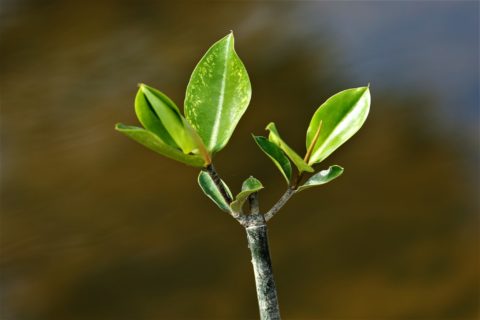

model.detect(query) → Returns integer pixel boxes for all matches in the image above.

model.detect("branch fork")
[203,163,303,320]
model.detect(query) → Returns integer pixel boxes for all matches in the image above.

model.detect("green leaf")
[306,87,370,165]
[297,165,344,192]
[230,176,264,213]
[134,85,178,148]
[198,171,233,212]
[185,32,252,154]
[253,135,292,184]
[266,122,314,173]
[115,123,204,167]
[137,84,198,154]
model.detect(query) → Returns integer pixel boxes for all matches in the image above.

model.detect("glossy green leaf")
[185,32,252,154]
[253,135,292,184]
[137,84,198,154]
[306,87,370,165]
[230,176,264,213]
[266,122,314,173]
[115,123,204,167]
[297,165,344,192]
[198,170,233,212]
[134,85,178,148]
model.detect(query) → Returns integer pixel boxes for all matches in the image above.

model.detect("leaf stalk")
[205,163,233,203]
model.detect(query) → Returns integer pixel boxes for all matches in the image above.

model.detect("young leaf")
[185,32,252,154]
[306,87,370,165]
[137,84,198,154]
[198,170,233,212]
[134,85,178,148]
[296,165,344,192]
[115,124,205,167]
[230,176,264,213]
[266,122,314,173]
[253,135,292,184]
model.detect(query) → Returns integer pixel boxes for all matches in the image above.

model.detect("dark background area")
[1,1,479,319]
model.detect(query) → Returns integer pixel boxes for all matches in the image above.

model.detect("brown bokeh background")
[1,1,479,319]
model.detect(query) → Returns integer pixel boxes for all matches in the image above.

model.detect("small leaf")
[185,32,252,154]
[266,122,314,173]
[137,84,198,154]
[306,87,370,165]
[230,176,264,213]
[198,171,233,212]
[297,165,344,192]
[253,135,292,184]
[115,123,204,167]
[134,85,178,148]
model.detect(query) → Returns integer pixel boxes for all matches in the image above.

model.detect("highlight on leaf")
[296,165,344,192]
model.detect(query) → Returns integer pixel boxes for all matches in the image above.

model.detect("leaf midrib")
[209,36,231,151]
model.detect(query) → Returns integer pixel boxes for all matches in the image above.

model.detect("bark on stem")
[264,188,295,222]
[246,225,281,320]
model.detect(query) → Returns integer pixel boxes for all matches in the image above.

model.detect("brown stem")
[264,187,296,222]
[205,163,232,203]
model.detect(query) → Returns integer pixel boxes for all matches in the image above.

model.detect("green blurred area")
[1,1,478,319]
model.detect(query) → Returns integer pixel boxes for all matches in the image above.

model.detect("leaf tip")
[223,31,234,45]
[361,85,370,95]
[115,123,126,131]
[252,134,263,142]
[265,122,275,131]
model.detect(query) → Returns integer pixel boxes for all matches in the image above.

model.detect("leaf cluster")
[115,32,371,220]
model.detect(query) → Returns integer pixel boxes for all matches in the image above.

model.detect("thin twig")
[291,171,304,190]
[205,164,247,225]
[264,187,296,222]
[249,192,260,215]
[206,163,233,203]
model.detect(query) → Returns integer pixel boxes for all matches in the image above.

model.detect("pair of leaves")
[135,84,197,154]
[266,123,314,173]
[254,87,370,190]
[198,172,263,213]
[116,84,206,167]
[252,121,316,185]
[116,32,251,166]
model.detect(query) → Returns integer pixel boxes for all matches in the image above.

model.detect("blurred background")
[1,1,479,319]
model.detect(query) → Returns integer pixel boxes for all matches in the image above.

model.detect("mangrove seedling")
[115,32,371,320]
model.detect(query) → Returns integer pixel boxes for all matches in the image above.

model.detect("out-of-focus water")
[1,1,478,319]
